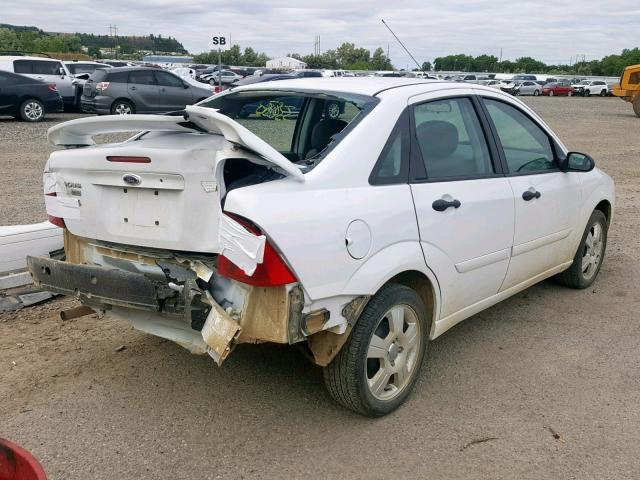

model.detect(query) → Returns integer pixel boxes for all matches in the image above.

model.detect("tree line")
[433,49,640,76]
[0,24,186,58]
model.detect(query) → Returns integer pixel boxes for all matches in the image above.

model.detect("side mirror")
[560,152,595,172]
[58,67,66,77]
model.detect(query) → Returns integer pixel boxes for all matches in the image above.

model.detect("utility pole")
[499,48,503,63]
[108,24,118,59]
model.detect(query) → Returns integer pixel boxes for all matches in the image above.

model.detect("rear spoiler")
[47,107,305,182]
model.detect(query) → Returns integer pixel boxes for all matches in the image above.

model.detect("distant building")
[142,55,194,64]
[266,56,307,70]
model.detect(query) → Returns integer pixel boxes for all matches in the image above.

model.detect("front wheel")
[20,99,45,122]
[584,90,590,97]
[555,210,607,288]
[533,89,540,96]
[599,89,607,97]
[323,283,429,416]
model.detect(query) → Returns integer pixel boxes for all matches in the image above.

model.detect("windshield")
[67,64,105,75]
[199,89,378,165]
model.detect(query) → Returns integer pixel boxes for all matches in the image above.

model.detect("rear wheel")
[19,99,45,122]
[111,99,134,115]
[323,283,429,416]
[533,89,540,96]
[633,97,640,117]
[599,89,607,97]
[549,90,555,97]
[555,210,607,288]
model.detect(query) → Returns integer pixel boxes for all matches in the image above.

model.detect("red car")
[542,81,574,96]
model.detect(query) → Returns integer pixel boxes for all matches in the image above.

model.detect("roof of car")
[231,77,446,96]
[102,66,160,72]
[0,55,61,62]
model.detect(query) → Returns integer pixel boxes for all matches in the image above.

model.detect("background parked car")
[574,80,610,97]
[200,69,243,85]
[65,61,112,106]
[0,55,75,109]
[542,80,574,96]
[292,70,323,78]
[232,74,297,86]
[81,67,214,115]
[0,70,63,121]
[514,80,543,96]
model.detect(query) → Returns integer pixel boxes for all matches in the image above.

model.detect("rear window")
[67,63,103,75]
[199,89,377,163]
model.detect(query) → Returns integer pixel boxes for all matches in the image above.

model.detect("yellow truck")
[612,64,640,117]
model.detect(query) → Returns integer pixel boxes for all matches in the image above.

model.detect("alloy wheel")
[366,305,421,401]
[582,222,604,280]
[24,101,43,121]
[114,103,132,115]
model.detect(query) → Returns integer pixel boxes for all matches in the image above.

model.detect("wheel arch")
[384,270,438,338]
[595,199,612,226]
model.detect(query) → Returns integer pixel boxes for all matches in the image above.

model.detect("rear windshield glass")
[67,63,104,75]
[199,89,377,165]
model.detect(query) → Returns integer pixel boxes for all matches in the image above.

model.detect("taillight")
[45,193,66,228]
[212,86,226,95]
[47,84,57,92]
[96,81,110,92]
[217,214,297,286]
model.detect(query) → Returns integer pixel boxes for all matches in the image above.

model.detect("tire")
[568,90,573,97]
[555,210,607,289]
[111,99,134,115]
[533,89,540,96]
[584,90,590,97]
[323,283,429,416]
[599,89,607,97]
[19,99,45,122]
[633,97,640,117]
[549,90,555,97]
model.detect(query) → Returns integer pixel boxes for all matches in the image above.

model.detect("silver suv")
[81,67,214,115]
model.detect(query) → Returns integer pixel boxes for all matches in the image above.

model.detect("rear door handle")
[522,190,541,201]
[130,86,137,91]
[432,198,461,212]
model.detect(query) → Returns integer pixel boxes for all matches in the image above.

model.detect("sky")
[3,0,640,67]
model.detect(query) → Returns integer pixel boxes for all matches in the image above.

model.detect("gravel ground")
[1,97,640,479]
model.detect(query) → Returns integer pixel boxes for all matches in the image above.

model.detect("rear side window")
[369,109,410,185]
[128,70,156,85]
[15,60,62,75]
[105,71,128,83]
[483,99,555,173]
[412,97,494,180]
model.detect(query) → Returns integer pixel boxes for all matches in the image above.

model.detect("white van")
[0,56,75,108]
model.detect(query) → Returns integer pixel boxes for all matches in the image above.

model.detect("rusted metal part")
[200,292,241,365]
[308,326,353,367]
[287,285,306,344]
[28,256,176,311]
[237,285,289,344]
[341,295,370,325]
[60,305,94,321]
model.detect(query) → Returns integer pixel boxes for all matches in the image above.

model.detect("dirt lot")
[1,97,639,479]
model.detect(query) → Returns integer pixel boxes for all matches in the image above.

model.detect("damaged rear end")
[29,91,372,365]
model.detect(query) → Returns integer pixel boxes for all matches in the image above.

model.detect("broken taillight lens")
[96,81,110,92]
[45,192,66,228]
[217,214,297,287]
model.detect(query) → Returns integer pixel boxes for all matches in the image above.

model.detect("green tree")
[421,61,432,72]
[370,47,393,70]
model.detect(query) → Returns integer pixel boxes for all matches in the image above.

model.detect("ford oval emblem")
[122,174,141,186]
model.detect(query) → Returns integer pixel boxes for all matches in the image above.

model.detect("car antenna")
[381,19,425,74]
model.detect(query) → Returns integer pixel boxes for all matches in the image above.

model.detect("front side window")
[483,99,555,173]
[13,60,34,74]
[154,71,184,87]
[412,97,494,180]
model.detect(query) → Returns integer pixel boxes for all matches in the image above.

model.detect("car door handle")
[130,86,137,90]
[432,198,461,212]
[522,190,542,201]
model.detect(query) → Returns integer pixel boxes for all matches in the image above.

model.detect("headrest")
[416,121,458,158]
[311,119,348,150]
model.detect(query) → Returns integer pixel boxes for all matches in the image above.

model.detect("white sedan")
[31,78,614,416]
